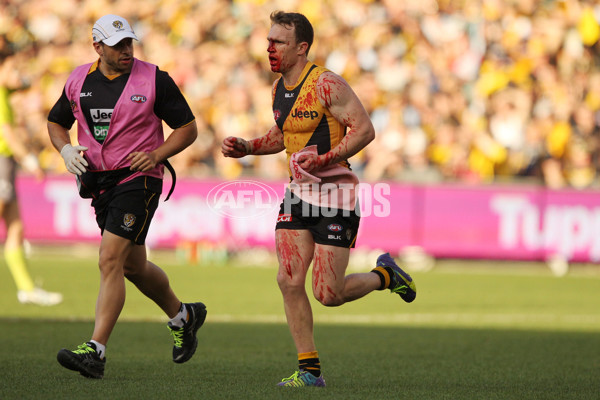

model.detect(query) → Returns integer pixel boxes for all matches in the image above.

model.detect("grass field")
[1,246,599,399]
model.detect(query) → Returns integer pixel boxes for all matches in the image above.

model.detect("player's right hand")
[60,144,88,175]
[221,136,251,158]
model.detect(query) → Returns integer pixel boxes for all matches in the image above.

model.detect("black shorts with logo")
[92,176,162,245]
[275,191,360,248]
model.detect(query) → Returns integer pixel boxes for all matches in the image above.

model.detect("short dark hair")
[270,11,314,55]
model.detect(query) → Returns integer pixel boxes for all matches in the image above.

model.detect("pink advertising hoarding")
[5,175,600,262]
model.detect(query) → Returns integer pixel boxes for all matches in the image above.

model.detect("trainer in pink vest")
[65,58,164,180]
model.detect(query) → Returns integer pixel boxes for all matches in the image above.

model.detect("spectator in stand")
[0,0,598,187]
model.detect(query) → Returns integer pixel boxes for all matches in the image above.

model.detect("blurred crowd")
[1,0,600,188]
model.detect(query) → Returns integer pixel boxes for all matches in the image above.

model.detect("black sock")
[371,267,391,290]
[298,351,321,377]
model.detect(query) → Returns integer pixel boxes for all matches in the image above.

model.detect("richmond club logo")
[123,214,136,227]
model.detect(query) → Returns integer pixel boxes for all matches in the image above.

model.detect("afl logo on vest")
[131,95,147,103]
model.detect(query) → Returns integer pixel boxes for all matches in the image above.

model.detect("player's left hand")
[127,151,158,172]
[296,152,324,173]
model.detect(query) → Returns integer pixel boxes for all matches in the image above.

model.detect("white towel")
[288,145,359,211]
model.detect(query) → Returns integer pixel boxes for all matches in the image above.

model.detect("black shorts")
[0,155,17,202]
[92,176,162,245]
[275,191,360,248]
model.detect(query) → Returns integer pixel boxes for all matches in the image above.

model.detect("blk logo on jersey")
[90,108,113,123]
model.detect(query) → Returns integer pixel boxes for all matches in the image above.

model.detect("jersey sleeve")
[154,69,195,129]
[47,88,76,130]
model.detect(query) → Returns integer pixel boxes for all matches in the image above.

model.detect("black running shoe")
[167,302,207,363]
[57,342,105,379]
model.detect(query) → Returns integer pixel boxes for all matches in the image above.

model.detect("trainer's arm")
[128,120,198,172]
[47,121,72,152]
[222,124,285,158]
[297,71,375,172]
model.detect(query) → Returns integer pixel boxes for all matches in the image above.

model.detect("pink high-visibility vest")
[65,58,164,180]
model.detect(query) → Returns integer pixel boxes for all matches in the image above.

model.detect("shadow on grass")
[0,319,597,400]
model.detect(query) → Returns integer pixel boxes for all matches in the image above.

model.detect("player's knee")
[316,294,343,307]
[98,251,124,275]
[313,288,344,307]
[123,259,150,280]
[98,254,116,270]
[123,263,138,278]
[277,269,304,293]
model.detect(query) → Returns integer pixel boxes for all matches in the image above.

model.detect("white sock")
[90,340,106,359]
[168,303,188,328]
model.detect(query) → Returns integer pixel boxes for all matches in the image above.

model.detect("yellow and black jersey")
[0,86,15,156]
[272,62,350,175]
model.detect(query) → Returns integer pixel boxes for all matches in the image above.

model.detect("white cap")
[92,14,138,46]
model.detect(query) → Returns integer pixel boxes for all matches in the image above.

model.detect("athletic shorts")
[92,176,161,245]
[0,155,17,202]
[275,190,360,248]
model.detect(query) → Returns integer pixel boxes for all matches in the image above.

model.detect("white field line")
[24,313,600,328]
[206,313,600,326]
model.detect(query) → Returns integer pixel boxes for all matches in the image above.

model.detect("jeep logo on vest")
[290,109,319,120]
[90,108,113,123]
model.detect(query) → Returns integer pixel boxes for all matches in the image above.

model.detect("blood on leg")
[276,229,313,288]
[312,245,349,307]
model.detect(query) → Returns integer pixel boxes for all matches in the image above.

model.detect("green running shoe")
[278,370,326,387]
[168,302,207,363]
[377,252,417,303]
[57,342,105,379]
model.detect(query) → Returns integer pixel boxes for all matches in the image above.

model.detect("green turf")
[0,247,599,399]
